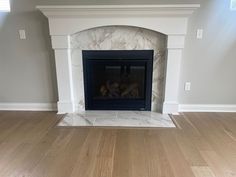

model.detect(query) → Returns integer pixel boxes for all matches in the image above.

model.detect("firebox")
[82,50,153,111]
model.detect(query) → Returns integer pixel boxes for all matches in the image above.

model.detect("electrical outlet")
[19,30,26,39]
[185,82,191,91]
[196,29,203,39]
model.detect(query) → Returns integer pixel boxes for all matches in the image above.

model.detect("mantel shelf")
[36,4,200,18]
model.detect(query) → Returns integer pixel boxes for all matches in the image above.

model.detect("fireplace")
[83,50,153,110]
[37,4,200,114]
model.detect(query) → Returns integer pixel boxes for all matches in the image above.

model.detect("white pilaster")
[163,35,185,114]
[52,35,75,114]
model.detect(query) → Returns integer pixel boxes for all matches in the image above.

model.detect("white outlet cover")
[196,29,203,39]
[185,82,191,91]
[19,30,26,39]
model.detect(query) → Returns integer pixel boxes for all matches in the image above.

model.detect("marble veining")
[58,111,175,128]
[70,26,167,112]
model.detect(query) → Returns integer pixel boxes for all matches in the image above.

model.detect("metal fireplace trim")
[82,50,154,111]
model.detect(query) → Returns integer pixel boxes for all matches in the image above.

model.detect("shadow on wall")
[203,0,236,59]
[180,0,236,104]
[0,13,8,29]
[0,0,58,103]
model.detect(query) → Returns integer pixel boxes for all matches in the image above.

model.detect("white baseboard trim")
[179,104,236,112]
[1,103,235,113]
[0,103,57,111]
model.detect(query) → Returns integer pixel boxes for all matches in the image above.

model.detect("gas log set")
[99,80,139,98]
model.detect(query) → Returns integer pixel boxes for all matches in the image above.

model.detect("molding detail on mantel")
[36,4,200,18]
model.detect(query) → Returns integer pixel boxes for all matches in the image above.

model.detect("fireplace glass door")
[83,50,153,110]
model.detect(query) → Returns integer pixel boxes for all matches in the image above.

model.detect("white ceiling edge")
[36,4,201,18]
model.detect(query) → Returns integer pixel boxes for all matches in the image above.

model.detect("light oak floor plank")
[0,111,235,177]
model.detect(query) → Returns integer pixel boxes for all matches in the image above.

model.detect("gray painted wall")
[0,0,235,104]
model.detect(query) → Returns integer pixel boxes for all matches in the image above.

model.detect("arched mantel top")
[37,4,200,36]
[47,17,189,36]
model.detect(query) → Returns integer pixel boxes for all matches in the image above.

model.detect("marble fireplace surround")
[37,4,200,114]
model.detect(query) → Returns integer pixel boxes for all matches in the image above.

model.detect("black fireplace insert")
[82,50,153,111]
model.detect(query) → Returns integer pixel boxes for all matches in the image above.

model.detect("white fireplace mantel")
[37,4,200,114]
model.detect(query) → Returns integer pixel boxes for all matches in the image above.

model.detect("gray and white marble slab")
[58,111,175,128]
[70,26,167,112]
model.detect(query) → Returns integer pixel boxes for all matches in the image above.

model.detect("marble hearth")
[58,111,176,127]
[37,4,200,114]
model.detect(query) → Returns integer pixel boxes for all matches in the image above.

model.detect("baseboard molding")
[0,103,57,111]
[1,103,235,113]
[179,104,236,112]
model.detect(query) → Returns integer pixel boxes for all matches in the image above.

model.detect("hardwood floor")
[0,111,235,177]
